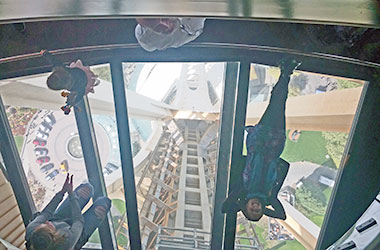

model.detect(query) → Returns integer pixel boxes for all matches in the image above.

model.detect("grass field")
[323,186,333,201]
[243,131,336,168]
[112,199,126,214]
[88,229,100,243]
[270,239,306,250]
[14,136,24,154]
[308,187,332,227]
[255,224,267,248]
[296,185,333,227]
[310,215,324,227]
[281,131,336,168]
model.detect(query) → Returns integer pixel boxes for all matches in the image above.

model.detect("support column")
[210,62,239,250]
[223,62,250,250]
[74,97,117,250]
[110,61,142,250]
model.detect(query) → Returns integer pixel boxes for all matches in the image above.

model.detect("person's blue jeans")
[51,183,111,249]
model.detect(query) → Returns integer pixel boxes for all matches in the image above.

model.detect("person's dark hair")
[241,206,264,222]
[241,198,264,222]
[29,224,66,250]
[47,66,72,91]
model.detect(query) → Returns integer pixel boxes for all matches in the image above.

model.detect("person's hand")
[156,18,177,34]
[67,175,73,195]
[61,173,74,194]
[136,18,177,35]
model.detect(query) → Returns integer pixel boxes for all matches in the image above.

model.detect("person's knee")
[76,183,94,200]
[94,197,111,209]
[93,197,111,219]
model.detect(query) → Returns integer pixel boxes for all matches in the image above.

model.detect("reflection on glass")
[242,63,365,249]
[0,71,107,248]
[0,92,88,210]
[91,62,225,249]
[90,64,161,249]
[1,59,363,249]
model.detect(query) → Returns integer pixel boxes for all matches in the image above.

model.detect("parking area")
[22,110,111,197]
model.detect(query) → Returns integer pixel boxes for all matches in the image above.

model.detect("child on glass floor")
[41,50,99,115]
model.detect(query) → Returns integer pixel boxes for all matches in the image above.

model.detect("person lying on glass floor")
[25,174,111,250]
[222,58,301,222]
[41,50,99,115]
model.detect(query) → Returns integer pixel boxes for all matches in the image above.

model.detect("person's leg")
[52,183,94,221]
[258,58,300,130]
[74,197,112,250]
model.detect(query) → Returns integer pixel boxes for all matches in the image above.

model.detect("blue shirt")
[243,124,286,205]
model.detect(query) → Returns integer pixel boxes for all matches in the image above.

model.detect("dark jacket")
[222,157,289,220]
[25,191,84,250]
[43,51,87,106]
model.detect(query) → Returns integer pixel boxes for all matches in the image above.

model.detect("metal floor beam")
[1,0,380,27]
[224,62,250,250]
[211,62,239,250]
[74,98,118,250]
[1,19,379,81]
[110,61,142,250]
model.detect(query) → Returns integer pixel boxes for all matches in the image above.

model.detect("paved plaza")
[22,110,111,199]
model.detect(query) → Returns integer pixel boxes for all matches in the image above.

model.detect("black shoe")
[278,57,301,75]
[13,23,26,33]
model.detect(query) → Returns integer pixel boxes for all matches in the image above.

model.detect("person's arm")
[25,191,65,240]
[222,188,244,214]
[222,155,247,214]
[66,68,87,106]
[41,190,65,218]
[65,193,84,249]
[271,158,290,197]
[63,175,84,249]
[136,18,177,34]
[263,197,286,220]
[71,87,86,106]
[40,50,63,67]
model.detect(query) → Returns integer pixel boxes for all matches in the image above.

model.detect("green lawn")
[309,187,332,227]
[295,184,333,227]
[255,224,267,248]
[112,217,129,247]
[112,199,126,214]
[243,131,336,168]
[281,131,336,168]
[270,239,306,250]
[305,186,332,227]
[88,216,129,247]
[14,136,24,154]
[310,215,324,227]
[88,229,100,243]
[323,186,333,201]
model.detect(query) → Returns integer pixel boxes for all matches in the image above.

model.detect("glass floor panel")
[238,62,366,249]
